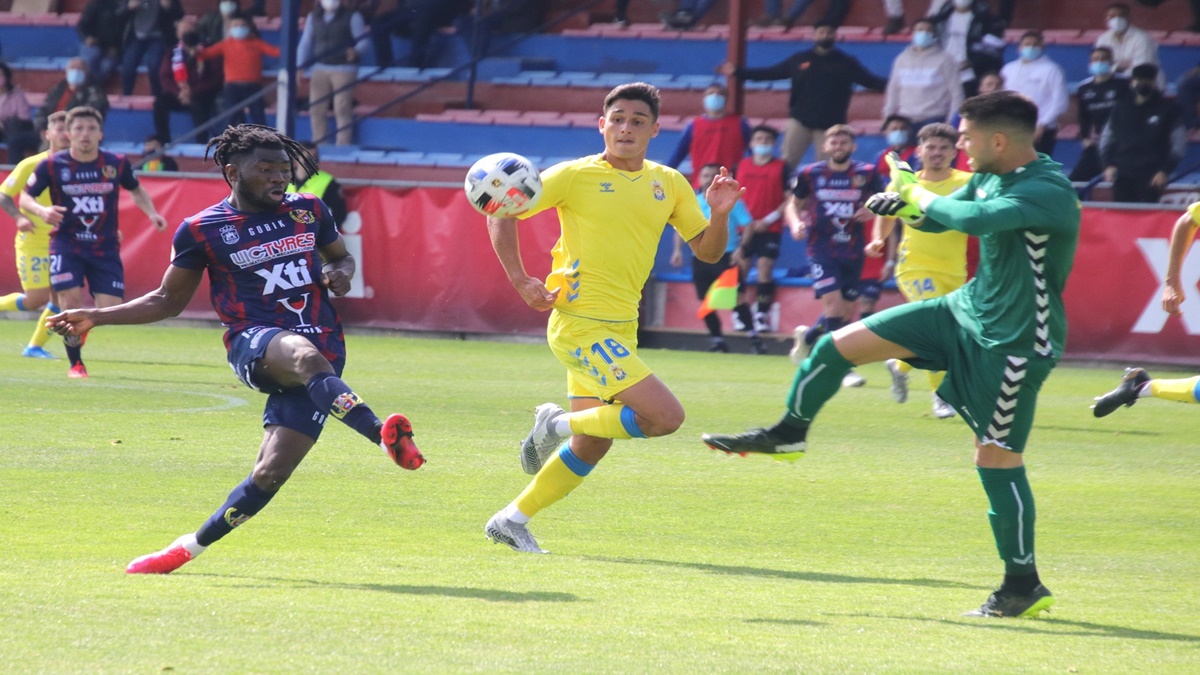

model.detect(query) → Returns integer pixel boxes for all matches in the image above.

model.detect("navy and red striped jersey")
[25,149,139,252]
[170,193,344,360]
[791,160,883,261]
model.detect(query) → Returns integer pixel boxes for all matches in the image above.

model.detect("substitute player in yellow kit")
[0,111,70,359]
[866,122,972,418]
[483,82,744,553]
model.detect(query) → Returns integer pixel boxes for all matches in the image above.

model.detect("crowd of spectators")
[0,0,1196,205]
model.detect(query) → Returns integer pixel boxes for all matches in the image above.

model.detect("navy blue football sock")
[305,372,383,444]
[196,475,275,546]
[63,333,83,367]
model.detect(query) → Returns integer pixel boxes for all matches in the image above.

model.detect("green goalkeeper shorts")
[863,296,1056,453]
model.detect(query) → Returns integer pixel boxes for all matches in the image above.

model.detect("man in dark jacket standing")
[1101,63,1186,203]
[117,0,185,97]
[719,22,886,171]
[77,0,126,86]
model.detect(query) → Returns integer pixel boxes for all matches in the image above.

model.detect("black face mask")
[815,38,835,50]
[1133,83,1155,97]
[181,31,201,47]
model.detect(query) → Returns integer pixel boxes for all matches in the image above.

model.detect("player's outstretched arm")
[692,168,742,263]
[130,185,168,232]
[486,215,558,311]
[47,264,205,335]
[318,236,355,297]
[1163,210,1200,314]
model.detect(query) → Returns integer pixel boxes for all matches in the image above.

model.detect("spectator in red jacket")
[198,13,279,128]
[666,83,751,188]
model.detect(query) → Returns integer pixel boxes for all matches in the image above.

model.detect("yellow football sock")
[513,451,586,518]
[567,403,638,439]
[928,370,946,391]
[1150,376,1200,403]
[29,306,54,348]
[0,292,24,312]
[895,359,913,374]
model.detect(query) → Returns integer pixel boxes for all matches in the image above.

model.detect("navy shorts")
[227,325,347,442]
[808,253,863,300]
[49,249,125,296]
[857,278,882,300]
[744,231,782,260]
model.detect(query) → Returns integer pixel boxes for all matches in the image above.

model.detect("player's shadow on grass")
[1039,424,1159,436]
[848,613,1200,643]
[191,573,579,603]
[586,557,984,590]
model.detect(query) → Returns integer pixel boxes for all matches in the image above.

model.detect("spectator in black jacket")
[78,0,125,86]
[153,15,222,144]
[117,0,185,97]
[719,22,887,171]
[1070,46,1129,182]
[34,58,110,132]
[1101,63,1185,203]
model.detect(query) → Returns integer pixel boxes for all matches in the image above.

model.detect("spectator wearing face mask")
[1101,63,1185,203]
[874,115,919,182]
[198,0,242,46]
[733,124,791,335]
[297,0,371,146]
[718,22,887,170]
[1000,30,1068,156]
[34,58,109,132]
[882,18,962,131]
[153,15,223,144]
[1095,2,1160,80]
[666,83,751,189]
[1070,46,1129,183]
[198,14,280,128]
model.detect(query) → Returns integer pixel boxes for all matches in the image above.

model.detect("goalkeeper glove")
[884,151,937,215]
[865,191,924,222]
[885,152,917,187]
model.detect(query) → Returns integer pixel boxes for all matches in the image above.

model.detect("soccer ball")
[464,152,543,218]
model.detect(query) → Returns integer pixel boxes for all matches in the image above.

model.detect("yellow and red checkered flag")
[696,266,740,319]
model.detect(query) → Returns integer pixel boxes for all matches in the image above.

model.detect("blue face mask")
[703,93,726,112]
[1020,46,1042,61]
[886,130,908,147]
[1089,61,1112,77]
[912,31,935,48]
[751,143,774,157]
[230,25,251,40]
[66,69,86,87]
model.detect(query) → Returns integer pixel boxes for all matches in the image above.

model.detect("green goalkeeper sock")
[781,334,853,427]
[978,465,1038,575]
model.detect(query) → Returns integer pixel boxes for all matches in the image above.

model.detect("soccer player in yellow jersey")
[483,82,745,553]
[866,122,972,418]
[0,111,70,359]
[1093,201,1200,416]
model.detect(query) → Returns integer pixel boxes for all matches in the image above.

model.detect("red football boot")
[380,413,425,470]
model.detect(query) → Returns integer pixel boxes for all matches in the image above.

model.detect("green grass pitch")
[0,319,1197,673]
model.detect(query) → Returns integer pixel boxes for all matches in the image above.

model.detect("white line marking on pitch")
[0,376,249,414]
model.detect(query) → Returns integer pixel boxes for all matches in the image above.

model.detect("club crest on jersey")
[59,167,70,182]
[289,209,316,224]
[220,223,239,245]
[611,365,627,381]
[651,180,665,201]
[852,174,867,187]
[102,166,117,179]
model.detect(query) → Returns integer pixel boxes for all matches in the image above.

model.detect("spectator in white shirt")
[883,18,963,129]
[1000,31,1068,156]
[1095,2,1160,80]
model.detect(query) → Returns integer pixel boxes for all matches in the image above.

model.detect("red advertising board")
[0,176,1196,364]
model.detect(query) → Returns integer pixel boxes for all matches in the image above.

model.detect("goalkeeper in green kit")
[701,90,1080,618]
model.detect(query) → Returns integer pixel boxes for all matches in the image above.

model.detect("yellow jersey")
[888,168,972,279]
[521,154,708,322]
[1,150,54,252]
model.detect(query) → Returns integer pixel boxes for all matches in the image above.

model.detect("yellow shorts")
[14,234,51,291]
[547,310,652,401]
[896,270,965,303]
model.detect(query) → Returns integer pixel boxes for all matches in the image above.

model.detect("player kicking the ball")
[701,91,1080,618]
[48,125,425,574]
[482,82,743,553]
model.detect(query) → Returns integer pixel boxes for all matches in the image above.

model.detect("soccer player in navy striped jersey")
[47,125,425,574]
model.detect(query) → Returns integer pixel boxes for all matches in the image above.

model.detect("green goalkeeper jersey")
[920,155,1080,359]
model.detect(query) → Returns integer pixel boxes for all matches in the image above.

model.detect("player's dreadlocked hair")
[205,124,318,187]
